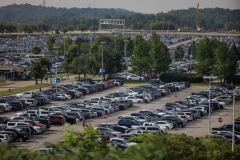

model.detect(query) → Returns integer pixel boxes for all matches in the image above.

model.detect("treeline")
[0,4,239,31]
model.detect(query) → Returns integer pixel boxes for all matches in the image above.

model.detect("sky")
[1,0,240,14]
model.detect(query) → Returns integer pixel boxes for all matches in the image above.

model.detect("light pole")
[22,38,26,54]
[232,89,235,151]
[17,23,19,53]
[208,74,213,138]
[54,46,60,93]
[100,42,106,81]
[124,40,129,64]
[63,36,68,56]
[162,18,165,31]
[114,35,117,50]
[91,18,93,32]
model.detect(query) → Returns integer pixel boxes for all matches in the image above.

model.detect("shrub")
[160,73,203,83]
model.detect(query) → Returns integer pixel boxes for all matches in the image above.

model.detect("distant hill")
[0,4,239,31]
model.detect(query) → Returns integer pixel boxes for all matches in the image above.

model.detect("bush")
[160,73,203,83]
[226,75,240,85]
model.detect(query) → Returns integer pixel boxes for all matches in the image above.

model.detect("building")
[0,61,30,80]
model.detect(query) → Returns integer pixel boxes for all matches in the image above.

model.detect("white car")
[126,75,141,80]
[55,94,66,100]
[0,103,11,112]
[155,121,174,129]
[59,94,72,100]
[33,126,42,134]
[0,134,10,143]
[125,96,144,103]
[110,138,137,147]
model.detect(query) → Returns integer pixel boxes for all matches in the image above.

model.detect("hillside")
[0,4,239,31]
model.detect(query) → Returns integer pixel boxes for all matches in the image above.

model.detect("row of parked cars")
[93,83,240,148]
[0,78,124,143]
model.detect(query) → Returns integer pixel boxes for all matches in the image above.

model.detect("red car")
[49,115,65,125]
[24,120,46,132]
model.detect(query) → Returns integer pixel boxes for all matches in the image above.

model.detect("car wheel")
[18,137,24,142]
[129,78,132,80]
[178,124,183,128]
[34,130,37,135]
[166,126,169,129]
[138,100,141,103]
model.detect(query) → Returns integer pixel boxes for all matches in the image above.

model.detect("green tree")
[80,42,91,55]
[174,45,184,60]
[38,57,51,83]
[215,42,238,82]
[195,38,215,76]
[62,61,72,79]
[66,25,74,34]
[46,36,55,52]
[76,24,87,32]
[231,44,240,60]
[70,55,87,80]
[148,34,171,79]
[131,35,151,79]
[65,44,80,64]
[32,46,41,54]
[30,61,44,84]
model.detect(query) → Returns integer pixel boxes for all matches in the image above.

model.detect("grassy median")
[0,83,52,97]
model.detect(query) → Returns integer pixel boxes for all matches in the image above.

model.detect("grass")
[0,81,6,86]
[191,82,220,87]
[0,83,52,97]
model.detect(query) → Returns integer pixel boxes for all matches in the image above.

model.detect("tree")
[70,55,87,80]
[66,25,74,34]
[174,45,184,60]
[148,34,171,79]
[230,44,240,60]
[32,46,41,54]
[131,35,151,79]
[80,42,91,55]
[37,57,51,83]
[46,36,55,52]
[62,61,71,79]
[76,24,87,32]
[214,42,238,82]
[30,61,44,84]
[65,44,80,63]
[195,38,215,76]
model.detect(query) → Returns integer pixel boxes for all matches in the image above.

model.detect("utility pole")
[232,89,235,152]
[17,23,19,53]
[124,40,129,66]
[100,42,106,81]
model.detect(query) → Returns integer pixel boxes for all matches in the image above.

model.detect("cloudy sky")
[1,0,240,14]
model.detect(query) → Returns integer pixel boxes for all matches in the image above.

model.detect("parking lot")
[1,81,239,149]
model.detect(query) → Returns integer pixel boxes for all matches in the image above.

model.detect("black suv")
[0,116,11,124]
[4,128,30,142]
[106,74,124,80]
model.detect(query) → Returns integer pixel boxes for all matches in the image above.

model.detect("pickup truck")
[16,92,39,99]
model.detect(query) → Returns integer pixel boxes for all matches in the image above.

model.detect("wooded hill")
[0,4,239,31]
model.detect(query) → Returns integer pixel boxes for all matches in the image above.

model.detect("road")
[1,85,239,150]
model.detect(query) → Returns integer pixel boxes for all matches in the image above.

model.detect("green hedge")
[160,73,203,83]
[226,75,240,85]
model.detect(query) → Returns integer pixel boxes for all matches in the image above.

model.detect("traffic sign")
[218,118,223,123]
[53,78,60,83]
[8,89,11,92]
[174,94,178,98]
[103,114,108,119]
[99,68,105,74]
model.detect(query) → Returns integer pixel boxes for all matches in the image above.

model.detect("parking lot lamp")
[22,38,26,54]
[232,89,235,151]
[100,42,106,81]
[124,40,129,65]
[54,46,60,94]
[208,74,213,138]
[17,23,19,53]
